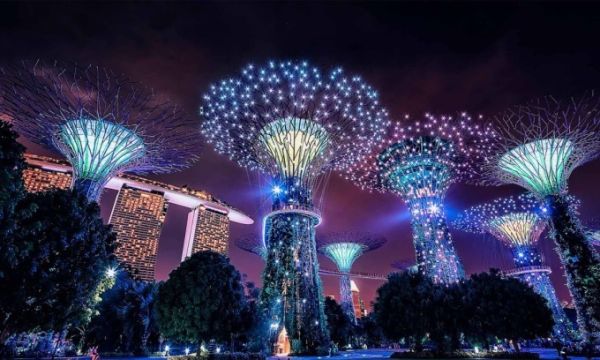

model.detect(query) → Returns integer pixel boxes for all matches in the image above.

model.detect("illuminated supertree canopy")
[478,93,600,345]
[200,60,389,208]
[200,60,389,353]
[0,61,201,201]
[345,113,495,283]
[453,192,578,342]
[453,192,545,247]
[318,233,385,322]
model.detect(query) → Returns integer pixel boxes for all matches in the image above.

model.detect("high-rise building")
[109,185,167,281]
[22,155,72,193]
[181,206,230,260]
[351,280,367,318]
[22,154,254,281]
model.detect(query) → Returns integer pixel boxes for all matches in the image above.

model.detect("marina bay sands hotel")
[23,154,253,281]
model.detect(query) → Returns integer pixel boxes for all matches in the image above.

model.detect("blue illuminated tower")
[200,61,389,354]
[480,93,600,344]
[0,61,201,201]
[346,113,495,283]
[318,233,385,323]
[453,193,577,342]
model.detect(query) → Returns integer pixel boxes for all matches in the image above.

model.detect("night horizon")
[2,1,600,314]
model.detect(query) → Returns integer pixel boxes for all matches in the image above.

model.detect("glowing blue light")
[105,267,117,279]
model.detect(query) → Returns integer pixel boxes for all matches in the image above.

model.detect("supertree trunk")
[339,273,356,324]
[546,194,600,345]
[514,270,577,342]
[408,198,464,283]
[260,212,329,354]
[72,178,105,202]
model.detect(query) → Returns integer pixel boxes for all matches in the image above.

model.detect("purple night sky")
[2,2,599,309]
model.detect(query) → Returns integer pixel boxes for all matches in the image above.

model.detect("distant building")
[181,205,230,260]
[22,154,72,192]
[351,280,367,318]
[109,185,167,281]
[22,154,253,281]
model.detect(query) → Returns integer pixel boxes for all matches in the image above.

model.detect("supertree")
[453,193,577,342]
[345,113,495,283]
[0,61,201,202]
[317,232,385,323]
[479,93,600,344]
[200,60,389,353]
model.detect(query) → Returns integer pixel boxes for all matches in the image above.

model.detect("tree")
[324,297,354,348]
[0,189,116,343]
[429,282,467,352]
[373,272,435,352]
[155,251,248,350]
[464,270,554,351]
[83,272,159,355]
[357,313,385,348]
[0,121,26,277]
[0,121,25,217]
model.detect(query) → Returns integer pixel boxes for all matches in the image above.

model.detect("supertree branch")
[453,192,578,342]
[0,61,202,201]
[317,232,385,323]
[235,234,267,260]
[345,113,495,284]
[478,93,600,345]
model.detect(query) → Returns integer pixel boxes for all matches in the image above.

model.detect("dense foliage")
[546,195,600,346]
[155,251,248,350]
[0,122,25,225]
[0,189,116,343]
[374,270,554,354]
[324,297,354,348]
[374,272,436,352]
[0,123,116,349]
[464,270,554,350]
[83,272,159,355]
[259,213,329,354]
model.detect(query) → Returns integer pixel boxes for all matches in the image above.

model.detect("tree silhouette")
[155,251,248,350]
[0,189,116,343]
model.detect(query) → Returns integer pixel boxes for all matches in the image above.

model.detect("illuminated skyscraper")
[350,280,366,319]
[21,154,253,281]
[182,206,230,259]
[109,185,167,281]
[22,154,72,192]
